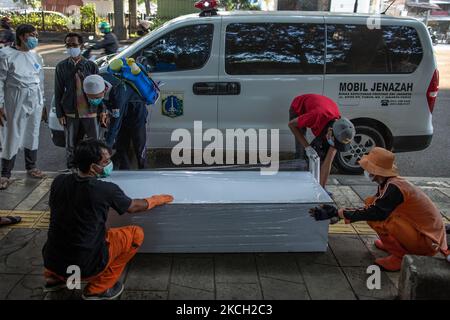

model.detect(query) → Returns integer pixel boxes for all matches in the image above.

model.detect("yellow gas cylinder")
[109,58,124,72]
[127,58,142,75]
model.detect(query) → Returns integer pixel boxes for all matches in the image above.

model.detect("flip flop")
[27,168,46,179]
[0,177,11,190]
[0,216,22,227]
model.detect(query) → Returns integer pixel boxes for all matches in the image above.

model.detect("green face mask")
[102,161,113,177]
[96,161,113,178]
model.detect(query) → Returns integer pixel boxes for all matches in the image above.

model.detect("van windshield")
[115,20,171,59]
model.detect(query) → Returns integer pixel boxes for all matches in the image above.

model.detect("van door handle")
[193,82,217,95]
[193,82,241,95]
[223,82,240,95]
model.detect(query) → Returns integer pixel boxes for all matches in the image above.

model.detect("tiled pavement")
[0,173,449,300]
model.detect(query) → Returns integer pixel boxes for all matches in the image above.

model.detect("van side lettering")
[339,82,368,92]
[339,82,414,92]
[370,82,414,92]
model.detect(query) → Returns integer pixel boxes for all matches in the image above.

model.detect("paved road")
[9,44,450,176]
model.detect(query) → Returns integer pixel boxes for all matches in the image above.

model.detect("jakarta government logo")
[162,94,183,118]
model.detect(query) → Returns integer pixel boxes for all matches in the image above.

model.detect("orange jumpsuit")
[45,225,144,295]
[363,177,447,258]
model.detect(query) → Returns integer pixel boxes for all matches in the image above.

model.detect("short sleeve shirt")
[43,174,132,278]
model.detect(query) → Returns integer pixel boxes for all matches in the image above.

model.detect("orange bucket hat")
[358,147,399,177]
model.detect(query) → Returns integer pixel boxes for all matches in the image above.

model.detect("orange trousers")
[368,215,438,258]
[45,226,144,295]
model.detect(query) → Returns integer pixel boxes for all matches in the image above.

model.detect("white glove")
[305,146,319,159]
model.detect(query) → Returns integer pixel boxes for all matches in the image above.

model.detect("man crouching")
[42,139,173,299]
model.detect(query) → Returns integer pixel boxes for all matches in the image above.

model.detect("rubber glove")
[309,204,340,224]
[145,194,174,210]
[305,146,319,159]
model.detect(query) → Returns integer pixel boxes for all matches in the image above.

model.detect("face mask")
[327,138,335,147]
[68,47,81,58]
[102,161,113,177]
[95,161,113,178]
[26,37,38,50]
[364,170,373,182]
[88,98,103,106]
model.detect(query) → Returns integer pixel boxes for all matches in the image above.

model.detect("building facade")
[41,0,130,17]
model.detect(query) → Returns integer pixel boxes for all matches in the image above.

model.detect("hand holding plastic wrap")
[309,204,340,224]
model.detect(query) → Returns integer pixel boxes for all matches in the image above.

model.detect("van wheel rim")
[339,134,376,168]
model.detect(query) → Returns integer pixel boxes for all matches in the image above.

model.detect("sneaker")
[374,239,388,252]
[43,279,67,292]
[82,281,124,300]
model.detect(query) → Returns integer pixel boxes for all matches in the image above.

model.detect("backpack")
[107,57,160,105]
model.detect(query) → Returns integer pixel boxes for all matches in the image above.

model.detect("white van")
[49,10,439,173]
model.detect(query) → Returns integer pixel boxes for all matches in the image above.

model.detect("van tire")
[334,125,386,174]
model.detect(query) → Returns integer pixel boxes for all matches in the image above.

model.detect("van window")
[225,23,325,75]
[326,25,423,74]
[141,24,214,72]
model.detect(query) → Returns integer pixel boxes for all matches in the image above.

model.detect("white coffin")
[106,170,333,253]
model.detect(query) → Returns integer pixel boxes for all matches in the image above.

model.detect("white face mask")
[68,47,81,58]
[364,170,373,182]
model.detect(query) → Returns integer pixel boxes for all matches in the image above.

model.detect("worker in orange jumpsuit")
[339,147,447,271]
[42,139,173,299]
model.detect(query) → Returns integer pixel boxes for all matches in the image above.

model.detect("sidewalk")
[0,173,449,300]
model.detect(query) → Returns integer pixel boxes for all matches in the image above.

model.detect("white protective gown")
[0,46,44,160]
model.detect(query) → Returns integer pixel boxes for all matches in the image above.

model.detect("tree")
[221,0,259,10]
[114,0,127,40]
[138,0,156,15]
[80,4,97,32]
[129,0,137,33]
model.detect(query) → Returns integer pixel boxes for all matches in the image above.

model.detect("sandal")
[0,177,11,190]
[0,216,22,227]
[27,168,46,179]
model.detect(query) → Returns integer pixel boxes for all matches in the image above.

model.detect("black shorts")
[289,107,330,162]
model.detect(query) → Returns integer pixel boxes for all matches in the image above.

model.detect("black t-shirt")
[42,174,132,278]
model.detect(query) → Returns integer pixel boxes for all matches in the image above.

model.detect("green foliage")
[8,12,69,32]
[149,17,170,31]
[13,0,41,9]
[221,0,260,10]
[138,0,156,5]
[80,3,97,32]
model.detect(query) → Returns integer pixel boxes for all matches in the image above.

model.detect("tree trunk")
[145,0,151,15]
[129,0,137,34]
[113,0,127,40]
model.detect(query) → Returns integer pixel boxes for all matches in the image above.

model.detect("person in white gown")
[0,24,45,192]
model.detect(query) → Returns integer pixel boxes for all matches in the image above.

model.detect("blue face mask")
[88,98,103,106]
[26,37,38,50]
[327,137,335,147]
